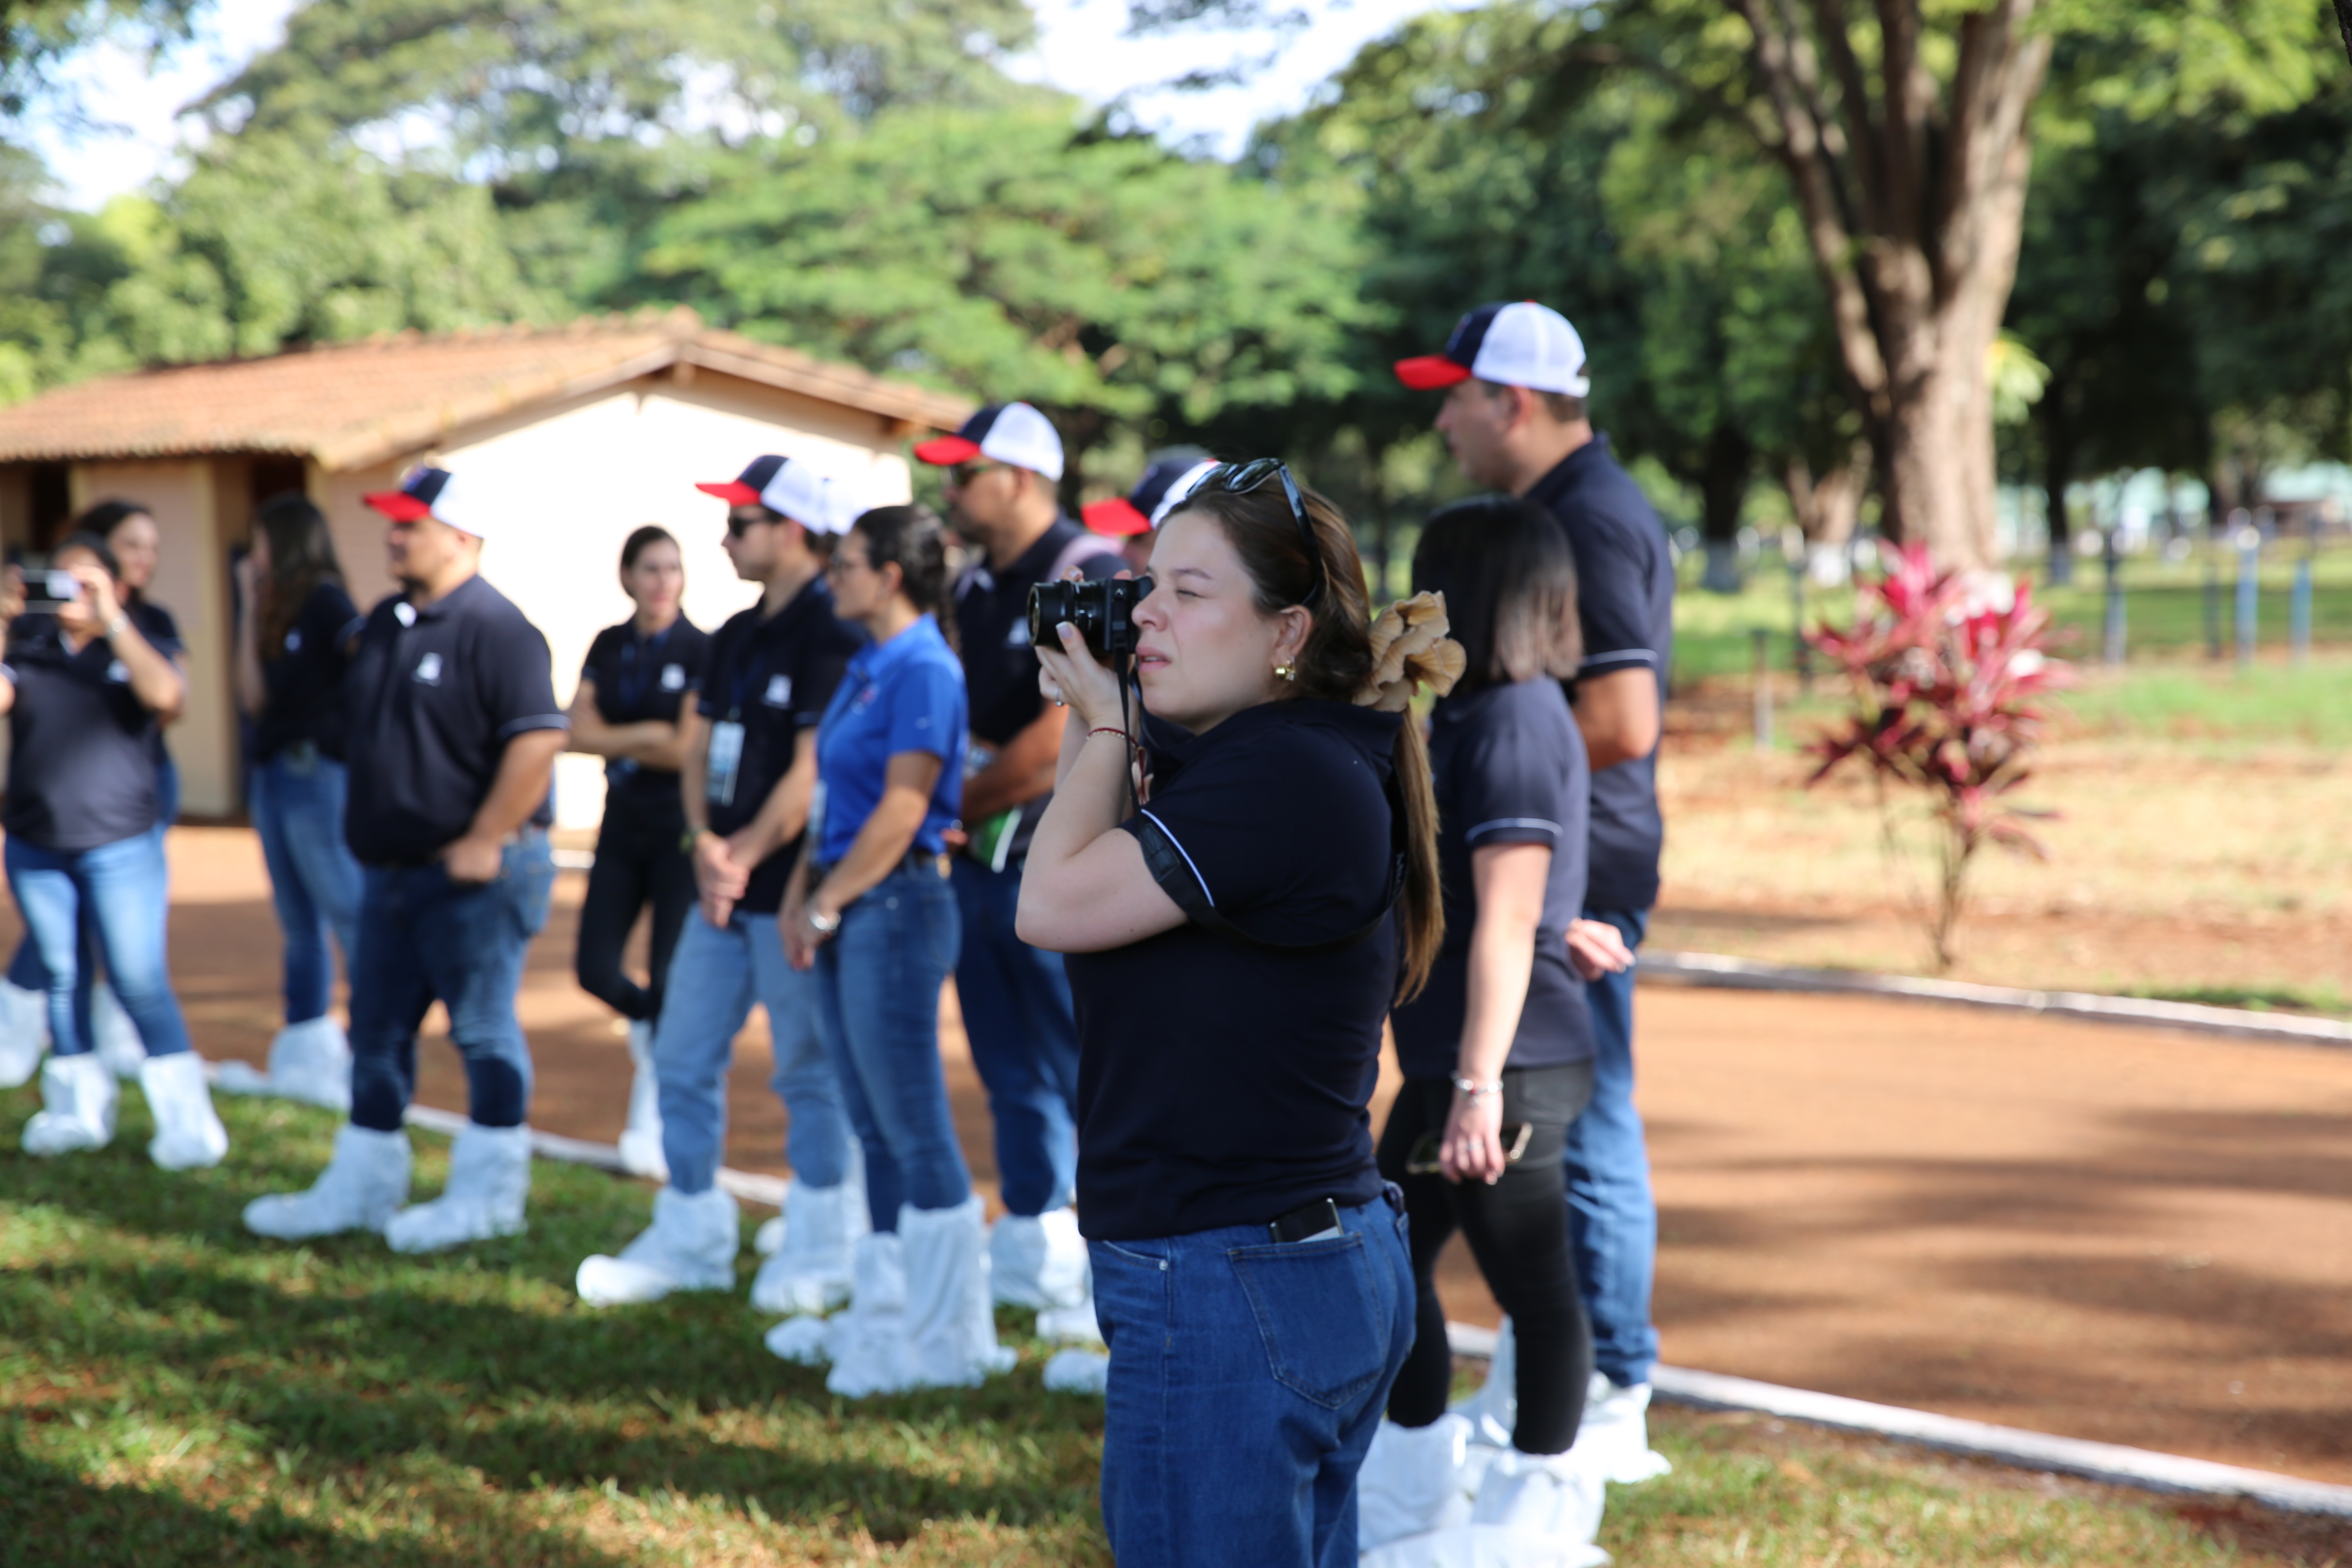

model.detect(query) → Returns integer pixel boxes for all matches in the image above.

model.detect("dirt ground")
[57,827,2352,1490]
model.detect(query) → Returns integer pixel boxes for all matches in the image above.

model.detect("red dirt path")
[82,828,2352,1488]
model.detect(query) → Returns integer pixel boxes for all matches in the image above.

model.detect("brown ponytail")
[1171,481,1444,1002]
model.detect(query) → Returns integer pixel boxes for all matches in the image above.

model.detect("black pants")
[1376,1060,1596,1454]
[573,799,693,1025]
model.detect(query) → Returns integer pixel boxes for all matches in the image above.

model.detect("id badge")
[706,719,746,806]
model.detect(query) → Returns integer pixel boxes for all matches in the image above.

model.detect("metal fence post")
[2291,548,2314,665]
[2235,527,2260,668]
[1752,628,1773,751]
[2103,530,2127,666]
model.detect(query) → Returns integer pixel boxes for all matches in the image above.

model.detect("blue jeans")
[347,833,555,1132]
[816,862,969,1231]
[1091,1192,1417,1568]
[653,907,850,1196]
[8,754,177,994]
[950,857,1080,1216]
[1563,906,1661,1387]
[4,831,192,1058]
[250,751,364,1025]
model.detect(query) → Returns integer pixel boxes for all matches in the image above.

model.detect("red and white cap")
[1394,301,1590,397]
[912,402,1065,483]
[362,465,497,539]
[694,455,847,534]
[1081,454,1218,537]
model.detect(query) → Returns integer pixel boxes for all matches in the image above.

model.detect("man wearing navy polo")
[1397,301,1676,1480]
[915,403,1121,1320]
[245,464,567,1253]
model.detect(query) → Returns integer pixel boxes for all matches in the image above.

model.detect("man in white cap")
[1396,301,1677,1484]
[244,463,569,1252]
[573,455,862,1314]
[914,402,1119,1325]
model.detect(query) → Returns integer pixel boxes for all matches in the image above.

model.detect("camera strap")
[1131,780,1407,955]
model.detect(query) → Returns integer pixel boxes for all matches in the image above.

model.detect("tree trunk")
[2040,385,2074,586]
[1784,441,1868,583]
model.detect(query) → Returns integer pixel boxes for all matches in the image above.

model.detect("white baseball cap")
[694,454,846,534]
[363,466,497,539]
[912,401,1066,483]
[1394,301,1590,398]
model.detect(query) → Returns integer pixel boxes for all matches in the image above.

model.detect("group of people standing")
[0,294,1675,1568]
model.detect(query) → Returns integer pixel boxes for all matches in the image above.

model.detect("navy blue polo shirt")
[255,578,363,762]
[1391,678,1595,1080]
[1525,432,1675,913]
[812,614,965,864]
[1065,698,1401,1242]
[581,615,711,818]
[130,597,182,771]
[952,518,1123,863]
[697,578,861,915]
[1,617,167,850]
[342,575,566,866]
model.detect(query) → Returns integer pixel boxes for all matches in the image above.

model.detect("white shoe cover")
[243,1123,412,1238]
[904,1196,1016,1388]
[1468,1447,1609,1561]
[1360,1416,1477,1550]
[577,1184,739,1305]
[232,1017,354,1111]
[0,980,48,1089]
[764,1314,832,1365]
[1042,1348,1110,1394]
[22,1051,118,1155]
[1036,1286,1105,1345]
[751,1177,858,1314]
[824,1231,915,1397]
[139,1051,228,1170]
[616,1019,668,1182]
[1453,1316,1519,1449]
[753,1214,786,1256]
[92,981,145,1079]
[1568,1374,1672,1483]
[988,1207,1090,1308]
[384,1123,531,1254]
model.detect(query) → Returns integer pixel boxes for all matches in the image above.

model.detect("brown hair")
[1412,495,1582,690]
[1172,480,1444,1002]
[252,492,346,660]
[1478,378,1586,425]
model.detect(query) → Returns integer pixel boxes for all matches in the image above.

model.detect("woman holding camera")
[1018,463,1451,1567]
[1357,494,1605,1554]
[224,493,367,1109]
[777,504,1007,1395]
[1,530,225,1167]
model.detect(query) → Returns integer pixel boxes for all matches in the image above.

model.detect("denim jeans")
[652,906,850,1196]
[249,750,364,1025]
[1091,1192,1417,1568]
[4,830,192,1058]
[347,832,555,1132]
[7,754,178,994]
[1562,905,1661,1387]
[816,862,969,1231]
[950,857,1079,1216]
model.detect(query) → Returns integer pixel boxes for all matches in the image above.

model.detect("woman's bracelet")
[1450,1075,1502,1099]
[1087,726,1131,744]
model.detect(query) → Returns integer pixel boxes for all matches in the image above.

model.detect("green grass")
[5,1091,2340,1565]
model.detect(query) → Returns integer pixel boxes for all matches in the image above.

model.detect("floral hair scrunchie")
[1356,590,1467,713]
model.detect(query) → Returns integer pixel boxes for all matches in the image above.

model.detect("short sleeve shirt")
[580,615,711,819]
[812,615,966,865]
[697,579,862,915]
[255,579,363,762]
[1,618,163,850]
[343,575,567,865]
[1525,433,1675,912]
[952,519,1124,862]
[1064,699,1403,1242]
[1390,679,1595,1080]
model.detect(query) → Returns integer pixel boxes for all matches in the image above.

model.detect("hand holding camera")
[52,561,121,641]
[1029,570,1149,733]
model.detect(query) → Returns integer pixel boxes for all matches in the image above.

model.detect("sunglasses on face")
[823,550,871,577]
[726,509,775,539]
[945,460,1000,490]
[1195,458,1323,608]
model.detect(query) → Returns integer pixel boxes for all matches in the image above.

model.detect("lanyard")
[611,622,675,716]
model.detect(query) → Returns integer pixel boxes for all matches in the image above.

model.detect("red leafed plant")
[1804,543,2070,971]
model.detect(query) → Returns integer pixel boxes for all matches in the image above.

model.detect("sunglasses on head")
[1195,458,1323,608]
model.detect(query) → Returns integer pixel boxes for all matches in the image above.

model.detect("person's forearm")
[463,729,567,844]
[1458,912,1538,1085]
[233,613,266,719]
[1026,731,1131,883]
[731,741,817,867]
[109,622,184,718]
[679,714,712,834]
[621,721,689,771]
[808,790,928,914]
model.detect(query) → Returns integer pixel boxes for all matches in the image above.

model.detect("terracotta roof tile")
[0,309,972,470]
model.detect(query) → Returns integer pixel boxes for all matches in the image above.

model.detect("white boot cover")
[616,1019,668,1181]
[92,981,145,1079]
[270,1017,354,1111]
[822,1230,915,1396]
[1359,1415,1477,1550]
[904,1195,1016,1388]
[0,980,48,1089]
[988,1206,1091,1308]
[22,1051,118,1155]
[139,1051,228,1170]
[243,1123,413,1238]
[1036,1283,1105,1345]
[1452,1316,1518,1449]
[1568,1374,1673,1483]
[384,1123,532,1254]
[577,1185,739,1305]
[753,1214,786,1256]
[752,1177,858,1314]
[1042,1348,1110,1394]
[1364,1447,1610,1568]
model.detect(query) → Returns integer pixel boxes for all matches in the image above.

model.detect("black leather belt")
[808,848,950,885]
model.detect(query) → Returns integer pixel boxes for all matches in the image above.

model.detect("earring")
[1274,663,1296,682]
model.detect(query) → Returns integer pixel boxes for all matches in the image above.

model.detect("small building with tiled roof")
[0,309,971,824]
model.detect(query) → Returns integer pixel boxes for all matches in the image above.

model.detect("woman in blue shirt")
[776,503,1006,1395]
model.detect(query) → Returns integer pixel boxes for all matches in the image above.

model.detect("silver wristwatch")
[807,908,840,935]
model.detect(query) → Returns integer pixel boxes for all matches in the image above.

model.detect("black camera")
[1028,577,1151,659]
